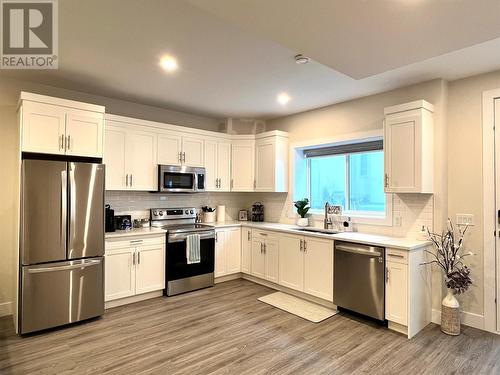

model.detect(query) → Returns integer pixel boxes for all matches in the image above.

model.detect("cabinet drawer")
[252,230,279,241]
[386,248,408,264]
[105,234,166,252]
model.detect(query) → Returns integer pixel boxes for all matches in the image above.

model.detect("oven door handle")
[168,232,215,243]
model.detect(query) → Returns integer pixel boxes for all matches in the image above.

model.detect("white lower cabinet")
[215,227,241,277]
[278,234,333,302]
[251,231,279,282]
[105,234,165,303]
[241,227,252,274]
[385,260,408,325]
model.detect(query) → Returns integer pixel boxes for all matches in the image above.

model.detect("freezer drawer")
[334,242,385,321]
[20,257,104,334]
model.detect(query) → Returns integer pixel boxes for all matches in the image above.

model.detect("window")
[304,140,386,216]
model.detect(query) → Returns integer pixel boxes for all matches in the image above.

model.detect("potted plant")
[423,219,474,335]
[294,198,310,227]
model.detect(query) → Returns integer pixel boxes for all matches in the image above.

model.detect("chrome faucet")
[324,202,333,230]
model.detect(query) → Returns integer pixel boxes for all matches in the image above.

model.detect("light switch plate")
[456,214,474,226]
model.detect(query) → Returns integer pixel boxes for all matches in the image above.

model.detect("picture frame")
[238,210,248,221]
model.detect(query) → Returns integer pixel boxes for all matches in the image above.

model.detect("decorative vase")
[297,217,309,227]
[441,289,460,335]
[203,211,216,223]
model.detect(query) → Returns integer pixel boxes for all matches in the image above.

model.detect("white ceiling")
[2,0,500,119]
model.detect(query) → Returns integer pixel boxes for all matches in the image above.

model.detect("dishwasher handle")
[335,244,382,257]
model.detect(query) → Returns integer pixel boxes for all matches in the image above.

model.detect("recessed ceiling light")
[277,93,291,105]
[295,54,310,64]
[160,55,178,72]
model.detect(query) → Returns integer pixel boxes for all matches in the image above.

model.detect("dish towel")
[186,234,201,264]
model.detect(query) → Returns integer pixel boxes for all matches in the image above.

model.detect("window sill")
[308,211,393,227]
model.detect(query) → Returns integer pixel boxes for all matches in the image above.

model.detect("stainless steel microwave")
[158,165,205,193]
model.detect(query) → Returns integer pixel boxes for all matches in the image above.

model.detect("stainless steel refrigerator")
[19,160,105,334]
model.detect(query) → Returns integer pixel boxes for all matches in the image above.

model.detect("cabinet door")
[251,238,266,279]
[231,140,255,191]
[255,140,275,191]
[21,101,66,155]
[265,239,279,283]
[226,228,241,274]
[278,234,304,291]
[385,261,408,325]
[127,129,157,191]
[105,249,135,301]
[103,124,127,190]
[241,228,252,274]
[65,109,104,157]
[204,139,218,191]
[385,114,420,193]
[215,230,227,277]
[304,238,334,301]
[158,133,182,166]
[135,245,165,294]
[182,136,204,167]
[217,141,232,191]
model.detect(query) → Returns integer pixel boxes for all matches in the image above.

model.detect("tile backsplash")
[106,191,433,239]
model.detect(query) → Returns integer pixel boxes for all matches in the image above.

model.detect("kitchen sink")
[295,228,339,235]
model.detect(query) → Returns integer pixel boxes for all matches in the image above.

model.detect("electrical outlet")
[394,216,402,227]
[456,214,474,226]
[160,196,167,201]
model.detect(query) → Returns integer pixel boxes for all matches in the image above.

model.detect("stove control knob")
[158,211,163,216]
[190,210,194,214]
[153,210,158,216]
[185,210,189,214]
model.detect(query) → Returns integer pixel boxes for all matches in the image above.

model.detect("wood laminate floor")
[1,279,500,374]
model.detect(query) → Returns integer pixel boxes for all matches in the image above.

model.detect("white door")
[158,133,182,166]
[255,140,275,191]
[215,230,227,277]
[103,125,127,190]
[104,249,136,301]
[231,140,255,191]
[384,115,420,192]
[127,129,157,191]
[278,234,304,292]
[241,228,252,274]
[65,109,104,157]
[303,238,334,301]
[251,238,266,279]
[135,245,166,294]
[21,101,66,155]
[217,141,232,191]
[204,139,218,191]
[182,136,204,167]
[265,239,279,283]
[226,228,241,274]
[385,261,408,325]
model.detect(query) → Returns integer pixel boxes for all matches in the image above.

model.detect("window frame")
[290,130,393,227]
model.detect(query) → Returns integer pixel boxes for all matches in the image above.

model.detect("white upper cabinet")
[204,139,231,192]
[255,134,288,192]
[182,136,204,167]
[157,133,182,166]
[104,119,157,191]
[158,132,203,167]
[384,100,434,193]
[231,140,255,191]
[20,92,104,157]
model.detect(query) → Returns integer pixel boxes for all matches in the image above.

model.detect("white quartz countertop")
[105,221,430,250]
[213,221,430,250]
[105,227,167,239]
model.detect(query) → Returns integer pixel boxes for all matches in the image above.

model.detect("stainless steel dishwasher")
[334,241,385,321]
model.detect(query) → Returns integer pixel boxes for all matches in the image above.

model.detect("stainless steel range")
[151,208,215,296]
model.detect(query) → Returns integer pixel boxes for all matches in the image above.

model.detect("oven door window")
[166,238,215,280]
[162,172,194,190]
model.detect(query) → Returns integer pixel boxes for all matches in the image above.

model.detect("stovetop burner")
[158,223,214,234]
[150,207,214,234]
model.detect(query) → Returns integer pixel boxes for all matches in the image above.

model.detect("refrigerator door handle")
[27,259,102,273]
[61,169,67,252]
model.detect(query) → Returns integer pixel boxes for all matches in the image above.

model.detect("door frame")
[482,87,500,333]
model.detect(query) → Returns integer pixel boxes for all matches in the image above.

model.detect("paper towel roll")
[216,205,225,222]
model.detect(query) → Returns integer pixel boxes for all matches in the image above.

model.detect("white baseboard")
[105,291,163,309]
[432,308,485,330]
[0,302,12,317]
